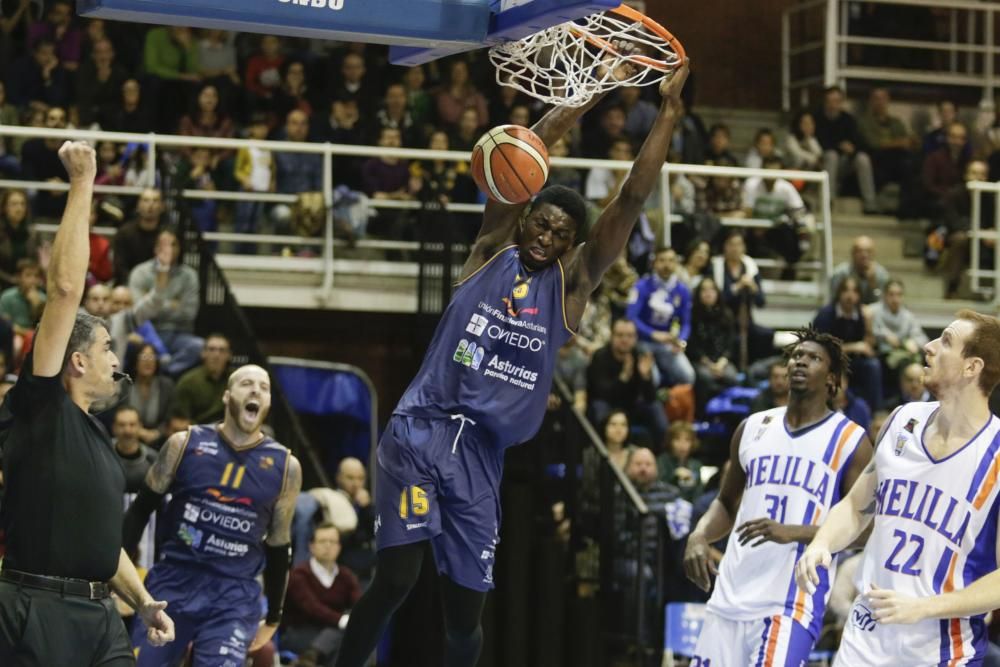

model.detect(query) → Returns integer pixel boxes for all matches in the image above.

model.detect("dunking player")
[334,62,691,666]
[798,312,1000,665]
[684,327,872,665]
[123,364,302,666]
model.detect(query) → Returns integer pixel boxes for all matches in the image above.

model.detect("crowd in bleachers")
[4,1,1000,663]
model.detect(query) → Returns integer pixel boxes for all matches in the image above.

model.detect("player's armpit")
[266,455,302,546]
[144,429,189,494]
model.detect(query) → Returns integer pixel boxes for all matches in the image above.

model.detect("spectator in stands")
[362,127,416,238]
[671,101,706,165]
[330,52,377,117]
[625,247,695,387]
[657,421,703,502]
[271,110,323,239]
[196,29,240,114]
[617,85,658,143]
[785,110,823,171]
[741,156,809,269]
[0,258,43,334]
[233,113,275,253]
[744,128,783,169]
[832,373,872,434]
[0,82,19,177]
[813,275,882,412]
[434,59,488,130]
[124,342,175,449]
[27,0,81,71]
[94,141,124,186]
[169,333,231,432]
[142,26,201,131]
[922,100,969,158]
[711,230,773,367]
[283,523,362,667]
[582,104,627,159]
[576,292,613,358]
[373,82,418,148]
[705,123,737,164]
[686,276,739,413]
[580,409,638,526]
[448,107,482,154]
[695,155,743,217]
[178,83,235,167]
[177,147,218,235]
[585,138,632,208]
[921,122,969,219]
[102,78,155,134]
[83,283,111,319]
[112,406,157,493]
[0,0,31,73]
[88,202,113,284]
[110,284,132,315]
[487,85,525,134]
[7,37,72,108]
[750,360,790,413]
[677,240,710,290]
[410,130,478,242]
[335,458,376,584]
[272,60,315,121]
[320,96,366,191]
[587,318,667,449]
[244,35,284,109]
[936,159,993,298]
[897,361,930,404]
[20,106,69,219]
[857,87,916,198]
[128,229,203,376]
[74,37,127,128]
[870,279,927,372]
[506,103,532,128]
[828,234,890,305]
[113,188,163,284]
[814,86,878,213]
[552,337,588,413]
[401,64,431,133]
[0,188,38,288]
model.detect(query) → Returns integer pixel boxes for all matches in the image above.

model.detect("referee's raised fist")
[57,141,97,182]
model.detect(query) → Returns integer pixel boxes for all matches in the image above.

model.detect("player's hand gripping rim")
[795,544,832,595]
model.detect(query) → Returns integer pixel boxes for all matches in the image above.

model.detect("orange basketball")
[471,125,550,204]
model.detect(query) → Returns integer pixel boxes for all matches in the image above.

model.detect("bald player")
[123,364,302,667]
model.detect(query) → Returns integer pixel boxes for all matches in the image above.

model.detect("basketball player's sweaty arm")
[796,407,902,594]
[683,420,748,592]
[735,431,873,548]
[564,60,691,328]
[249,454,302,652]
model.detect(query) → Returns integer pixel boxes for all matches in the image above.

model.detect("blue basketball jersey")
[158,425,290,580]
[395,245,574,447]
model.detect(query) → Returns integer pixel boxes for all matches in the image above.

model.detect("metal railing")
[966,180,1000,305]
[783,0,1000,111]
[0,125,835,305]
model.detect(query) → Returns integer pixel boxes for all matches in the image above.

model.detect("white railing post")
[985,6,995,107]
[147,134,157,188]
[320,146,335,302]
[824,0,839,87]
[949,8,957,74]
[821,171,834,293]
[972,188,982,294]
[994,190,1000,308]
[660,164,672,249]
[782,10,791,112]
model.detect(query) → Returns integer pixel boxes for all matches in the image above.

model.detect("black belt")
[0,568,111,600]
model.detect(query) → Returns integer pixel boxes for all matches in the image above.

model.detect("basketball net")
[489,4,685,108]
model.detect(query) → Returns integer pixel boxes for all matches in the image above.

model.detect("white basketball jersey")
[708,408,866,636]
[840,402,1000,666]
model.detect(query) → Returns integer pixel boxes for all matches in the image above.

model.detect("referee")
[0,142,174,665]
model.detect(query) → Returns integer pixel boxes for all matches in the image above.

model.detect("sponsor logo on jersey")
[374,514,382,534]
[453,339,486,370]
[177,522,203,548]
[851,603,877,632]
[259,455,275,470]
[183,503,200,523]
[466,314,488,336]
[465,314,546,352]
[198,508,255,533]
[193,440,219,456]
[483,354,539,390]
[502,296,539,317]
[205,533,250,556]
[874,478,971,548]
[744,454,832,503]
[483,564,494,585]
[406,522,428,531]
[894,434,907,456]
[206,487,254,506]
[476,301,547,335]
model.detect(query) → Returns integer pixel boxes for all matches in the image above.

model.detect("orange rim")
[571,3,685,73]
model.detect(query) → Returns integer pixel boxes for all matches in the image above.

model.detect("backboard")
[77,0,492,49]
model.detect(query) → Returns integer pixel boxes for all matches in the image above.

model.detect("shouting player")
[124,364,302,666]
[798,311,1000,665]
[684,327,872,665]
[334,63,691,667]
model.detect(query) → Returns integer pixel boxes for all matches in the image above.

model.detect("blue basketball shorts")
[133,562,262,667]
[375,414,504,592]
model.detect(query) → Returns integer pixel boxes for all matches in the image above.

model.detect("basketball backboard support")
[388,0,621,66]
[77,0,492,49]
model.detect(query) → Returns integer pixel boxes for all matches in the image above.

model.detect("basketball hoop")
[489,3,685,108]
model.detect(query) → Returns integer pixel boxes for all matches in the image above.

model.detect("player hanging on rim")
[333,58,691,667]
[684,326,872,665]
[798,311,1000,666]
[123,364,302,666]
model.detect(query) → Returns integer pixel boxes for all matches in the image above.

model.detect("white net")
[489,7,684,108]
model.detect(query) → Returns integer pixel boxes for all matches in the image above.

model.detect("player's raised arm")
[32,141,95,377]
[250,454,302,652]
[684,417,746,592]
[576,62,688,288]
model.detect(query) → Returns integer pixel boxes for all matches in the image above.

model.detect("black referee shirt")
[0,354,126,581]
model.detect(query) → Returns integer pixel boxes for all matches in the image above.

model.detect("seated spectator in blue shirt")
[625,247,696,387]
[271,109,323,237]
[833,374,872,434]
